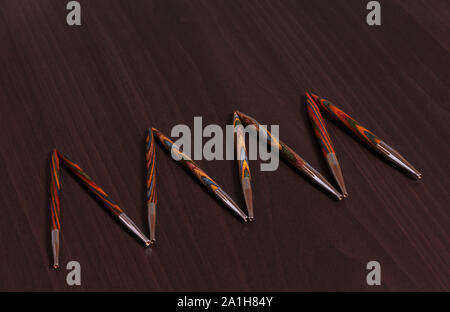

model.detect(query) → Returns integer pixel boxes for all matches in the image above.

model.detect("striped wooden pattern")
[152,128,220,193]
[57,151,124,216]
[306,92,336,157]
[310,93,381,147]
[50,149,61,231]
[236,111,306,170]
[278,141,307,170]
[145,129,157,207]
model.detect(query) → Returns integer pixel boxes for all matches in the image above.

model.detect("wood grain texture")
[0,0,448,291]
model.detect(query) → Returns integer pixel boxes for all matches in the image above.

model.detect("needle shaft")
[152,128,248,221]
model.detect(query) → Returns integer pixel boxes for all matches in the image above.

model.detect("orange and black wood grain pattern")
[57,151,124,216]
[310,93,381,148]
[145,129,157,207]
[306,93,335,156]
[306,93,347,195]
[50,149,61,231]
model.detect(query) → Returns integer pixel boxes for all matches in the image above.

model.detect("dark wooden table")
[0,0,448,291]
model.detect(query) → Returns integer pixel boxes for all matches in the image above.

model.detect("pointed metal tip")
[248,217,254,222]
[145,240,151,246]
[303,163,343,200]
[326,153,348,199]
[51,229,60,271]
[329,190,342,200]
[241,178,254,222]
[411,171,422,180]
[214,188,248,221]
[376,142,422,180]
[118,213,151,246]
[148,203,156,246]
[324,183,343,201]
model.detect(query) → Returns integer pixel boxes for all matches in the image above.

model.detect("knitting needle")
[50,149,61,269]
[152,128,249,221]
[233,112,254,220]
[145,129,157,243]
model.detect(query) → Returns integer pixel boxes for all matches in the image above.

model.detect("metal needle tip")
[241,178,254,222]
[214,188,248,222]
[147,203,156,245]
[118,213,151,246]
[326,153,348,198]
[51,229,59,270]
[303,163,343,200]
[376,141,422,179]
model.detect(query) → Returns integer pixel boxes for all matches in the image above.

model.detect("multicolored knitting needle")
[50,150,150,269]
[309,93,422,179]
[235,111,343,200]
[306,93,347,197]
[233,112,254,220]
[145,129,157,243]
[151,128,249,221]
[50,149,62,269]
